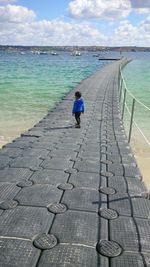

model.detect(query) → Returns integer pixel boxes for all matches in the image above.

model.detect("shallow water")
[121,53,150,188]
[122,54,150,144]
[0,52,109,146]
[0,51,149,149]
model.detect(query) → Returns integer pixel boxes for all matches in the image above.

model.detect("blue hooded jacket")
[72,97,84,113]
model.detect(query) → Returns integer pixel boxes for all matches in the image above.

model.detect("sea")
[0,50,149,150]
[120,52,150,169]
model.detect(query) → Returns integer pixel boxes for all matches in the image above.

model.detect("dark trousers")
[75,112,81,125]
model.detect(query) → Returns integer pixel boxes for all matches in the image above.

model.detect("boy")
[72,91,84,128]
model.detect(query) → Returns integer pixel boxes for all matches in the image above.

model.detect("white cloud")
[68,0,150,20]
[108,19,150,46]
[0,3,149,46]
[135,9,150,14]
[143,15,150,24]
[1,16,150,47]
[68,0,131,20]
[113,20,138,45]
[0,4,36,23]
[0,0,17,3]
[0,14,106,46]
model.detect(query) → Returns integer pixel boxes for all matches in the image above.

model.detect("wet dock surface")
[0,59,150,266]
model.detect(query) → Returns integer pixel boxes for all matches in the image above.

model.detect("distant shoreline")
[0,45,150,53]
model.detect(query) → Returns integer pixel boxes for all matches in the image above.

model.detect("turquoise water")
[0,51,150,146]
[0,52,110,145]
[122,53,150,144]
[0,53,101,121]
[121,53,150,183]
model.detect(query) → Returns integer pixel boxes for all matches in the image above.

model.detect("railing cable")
[119,62,150,146]
[120,67,150,112]
[124,102,150,147]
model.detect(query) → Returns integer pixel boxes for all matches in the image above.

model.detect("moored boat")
[71,51,81,56]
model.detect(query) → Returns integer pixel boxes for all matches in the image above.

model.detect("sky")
[0,0,150,46]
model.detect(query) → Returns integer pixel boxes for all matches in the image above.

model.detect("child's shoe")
[75,124,81,128]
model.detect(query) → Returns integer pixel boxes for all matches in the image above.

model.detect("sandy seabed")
[0,122,34,149]
[136,157,150,188]
[131,136,150,190]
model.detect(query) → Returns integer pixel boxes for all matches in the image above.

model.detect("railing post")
[128,98,135,143]
[118,68,121,92]
[119,78,123,102]
[122,89,126,119]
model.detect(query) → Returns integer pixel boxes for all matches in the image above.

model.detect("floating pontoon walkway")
[98,57,121,60]
[0,59,150,267]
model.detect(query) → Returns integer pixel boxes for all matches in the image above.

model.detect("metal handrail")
[119,66,150,146]
[120,68,150,111]
[125,102,150,146]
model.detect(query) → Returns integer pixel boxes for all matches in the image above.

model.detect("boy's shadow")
[45,125,74,130]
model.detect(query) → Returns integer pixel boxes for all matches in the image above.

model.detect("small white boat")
[39,51,48,55]
[51,51,59,55]
[71,51,81,56]
[32,51,40,55]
